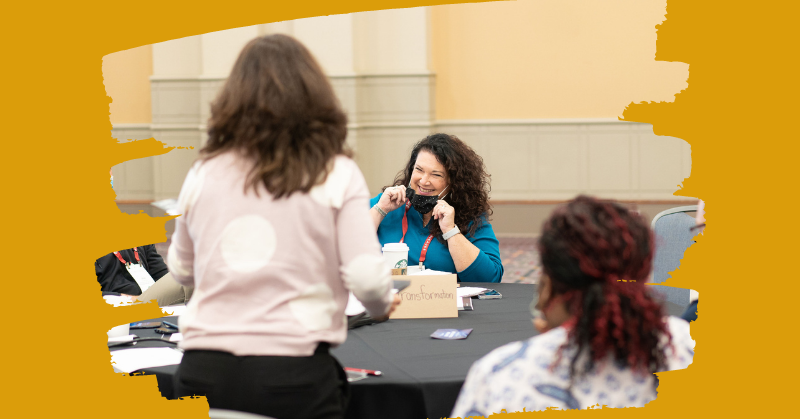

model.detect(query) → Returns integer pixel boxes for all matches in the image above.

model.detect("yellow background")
[430,0,688,119]
[2,0,791,417]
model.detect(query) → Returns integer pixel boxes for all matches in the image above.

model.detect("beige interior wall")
[430,0,689,119]
[104,3,693,204]
[102,45,152,124]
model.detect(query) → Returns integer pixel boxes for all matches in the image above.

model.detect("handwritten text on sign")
[400,285,454,301]
[390,274,457,319]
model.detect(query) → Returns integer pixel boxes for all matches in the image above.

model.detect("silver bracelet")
[372,204,387,217]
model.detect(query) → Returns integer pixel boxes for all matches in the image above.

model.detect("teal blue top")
[371,193,503,283]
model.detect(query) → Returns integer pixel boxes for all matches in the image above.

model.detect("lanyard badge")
[113,248,155,292]
[400,202,433,271]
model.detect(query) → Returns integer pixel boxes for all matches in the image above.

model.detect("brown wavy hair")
[388,133,492,243]
[201,34,350,198]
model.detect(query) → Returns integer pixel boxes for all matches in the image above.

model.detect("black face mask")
[406,186,449,214]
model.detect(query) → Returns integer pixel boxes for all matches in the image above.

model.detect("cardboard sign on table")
[389,274,458,319]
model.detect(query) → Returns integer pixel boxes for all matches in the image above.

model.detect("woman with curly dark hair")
[451,196,694,414]
[168,34,398,419]
[369,133,503,282]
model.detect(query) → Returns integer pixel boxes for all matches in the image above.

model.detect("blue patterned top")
[451,316,695,416]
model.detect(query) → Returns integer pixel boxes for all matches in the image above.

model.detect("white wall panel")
[201,26,260,77]
[111,124,155,200]
[152,36,201,77]
[353,126,432,194]
[437,120,689,201]
[638,134,686,190]
[149,131,202,200]
[538,134,582,191]
[293,14,354,75]
[587,132,631,191]
[353,8,430,74]
[150,80,202,126]
[355,75,434,123]
[487,134,533,192]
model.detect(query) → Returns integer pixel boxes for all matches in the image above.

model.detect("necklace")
[422,212,432,227]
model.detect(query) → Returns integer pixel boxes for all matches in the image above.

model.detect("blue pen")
[163,321,179,329]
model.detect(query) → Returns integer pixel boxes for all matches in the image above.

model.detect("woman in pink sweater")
[168,34,398,419]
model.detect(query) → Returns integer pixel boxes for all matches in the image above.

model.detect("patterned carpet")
[155,236,542,284]
[498,236,541,284]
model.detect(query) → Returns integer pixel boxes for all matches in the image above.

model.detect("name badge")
[125,263,155,292]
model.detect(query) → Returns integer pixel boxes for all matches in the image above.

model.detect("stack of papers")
[108,335,136,343]
[110,347,184,373]
[457,287,488,298]
[151,198,180,216]
[345,293,367,316]
[344,287,403,316]
[409,269,453,276]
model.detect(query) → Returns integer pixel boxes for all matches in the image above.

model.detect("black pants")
[174,344,350,419]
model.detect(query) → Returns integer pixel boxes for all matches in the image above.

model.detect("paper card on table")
[110,347,183,373]
[390,274,457,319]
[103,295,135,307]
[345,292,366,316]
[346,370,368,382]
[151,198,180,215]
[346,282,412,316]
[108,334,136,343]
[169,333,183,342]
[457,287,488,298]
[431,328,473,340]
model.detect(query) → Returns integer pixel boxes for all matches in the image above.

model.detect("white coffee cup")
[107,323,131,339]
[382,243,409,275]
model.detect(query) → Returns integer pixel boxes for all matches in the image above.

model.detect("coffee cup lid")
[382,243,409,252]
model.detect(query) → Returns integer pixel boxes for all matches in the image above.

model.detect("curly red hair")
[538,196,671,379]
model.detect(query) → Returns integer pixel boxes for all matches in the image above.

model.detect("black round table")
[112,282,688,419]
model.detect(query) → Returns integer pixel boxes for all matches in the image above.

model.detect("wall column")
[350,7,435,194]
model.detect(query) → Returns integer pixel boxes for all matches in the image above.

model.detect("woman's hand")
[372,186,406,230]
[372,294,402,322]
[377,185,407,213]
[432,200,456,232]
[436,200,481,272]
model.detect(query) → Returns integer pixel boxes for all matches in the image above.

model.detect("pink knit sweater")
[168,152,393,356]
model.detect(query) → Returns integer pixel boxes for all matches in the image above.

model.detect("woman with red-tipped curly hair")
[451,196,695,414]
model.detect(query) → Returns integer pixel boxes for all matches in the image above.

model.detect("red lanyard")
[400,201,435,264]
[113,248,140,266]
